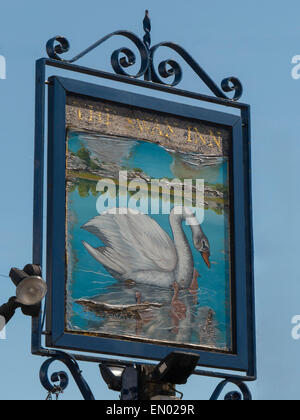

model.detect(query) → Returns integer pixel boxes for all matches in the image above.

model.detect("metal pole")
[0,297,19,325]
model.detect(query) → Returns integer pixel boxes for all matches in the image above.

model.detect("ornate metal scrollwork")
[46,30,149,80]
[39,351,252,400]
[39,351,95,400]
[45,10,243,101]
[210,379,252,401]
[149,42,243,100]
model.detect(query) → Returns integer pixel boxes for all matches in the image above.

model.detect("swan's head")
[179,207,211,268]
[194,232,211,268]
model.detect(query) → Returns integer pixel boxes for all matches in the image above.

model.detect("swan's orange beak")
[201,251,211,268]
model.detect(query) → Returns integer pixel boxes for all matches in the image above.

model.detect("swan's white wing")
[126,211,177,271]
[82,241,127,274]
[82,208,178,275]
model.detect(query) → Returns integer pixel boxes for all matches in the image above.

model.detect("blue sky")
[0,0,300,400]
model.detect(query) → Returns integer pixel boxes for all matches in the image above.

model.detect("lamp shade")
[16,276,47,306]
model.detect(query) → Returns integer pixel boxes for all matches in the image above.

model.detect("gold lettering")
[194,127,207,145]
[151,124,163,137]
[106,113,110,127]
[142,120,150,133]
[165,125,174,138]
[127,118,135,127]
[209,130,222,151]
[187,127,192,143]
[136,119,144,133]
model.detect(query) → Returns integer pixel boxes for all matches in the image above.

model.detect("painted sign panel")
[45,77,254,372]
[65,94,232,352]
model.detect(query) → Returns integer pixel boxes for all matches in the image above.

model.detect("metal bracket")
[45,10,243,101]
[39,350,95,401]
[38,349,253,400]
[210,379,252,400]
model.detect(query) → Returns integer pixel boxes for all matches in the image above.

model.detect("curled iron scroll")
[150,42,243,101]
[46,31,150,79]
[210,379,252,400]
[45,12,243,101]
[39,351,95,400]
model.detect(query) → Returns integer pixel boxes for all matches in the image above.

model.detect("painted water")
[66,130,232,352]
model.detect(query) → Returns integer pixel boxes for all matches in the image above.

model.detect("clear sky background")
[0,0,299,400]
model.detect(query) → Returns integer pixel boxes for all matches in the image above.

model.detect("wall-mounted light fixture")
[0,264,47,328]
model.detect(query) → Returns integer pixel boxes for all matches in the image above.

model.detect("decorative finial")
[143,10,151,50]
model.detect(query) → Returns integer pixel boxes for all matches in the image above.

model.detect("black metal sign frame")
[32,11,256,400]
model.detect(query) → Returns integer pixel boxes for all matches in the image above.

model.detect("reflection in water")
[74,282,221,349]
[171,153,225,184]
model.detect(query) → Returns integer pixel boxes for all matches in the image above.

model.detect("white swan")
[81,206,210,290]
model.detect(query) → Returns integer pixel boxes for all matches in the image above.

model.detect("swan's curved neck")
[169,208,194,288]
